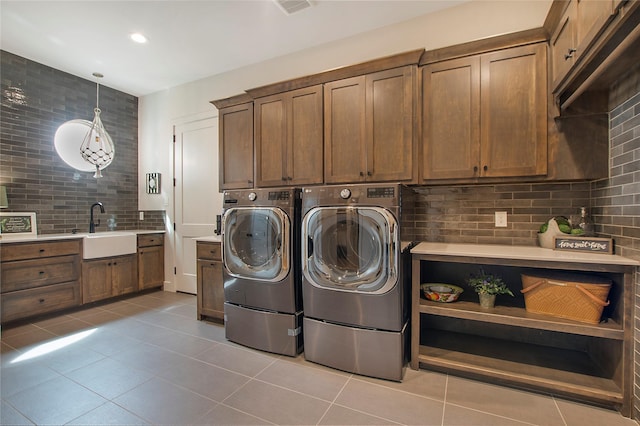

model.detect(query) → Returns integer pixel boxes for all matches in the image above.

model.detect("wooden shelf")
[411,243,635,416]
[419,299,624,340]
[418,331,623,406]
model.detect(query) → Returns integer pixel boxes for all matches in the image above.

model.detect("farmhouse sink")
[83,231,137,259]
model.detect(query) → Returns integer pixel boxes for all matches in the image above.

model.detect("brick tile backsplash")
[411,182,593,246]
[0,50,163,234]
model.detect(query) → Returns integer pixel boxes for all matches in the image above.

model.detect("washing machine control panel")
[339,189,351,199]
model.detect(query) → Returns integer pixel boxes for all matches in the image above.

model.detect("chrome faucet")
[89,202,105,233]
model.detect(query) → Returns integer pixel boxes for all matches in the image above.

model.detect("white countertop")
[411,242,639,266]
[0,229,165,244]
[194,235,222,243]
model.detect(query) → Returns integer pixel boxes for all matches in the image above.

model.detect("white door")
[174,116,221,294]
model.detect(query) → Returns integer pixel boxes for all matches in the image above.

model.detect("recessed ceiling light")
[130,33,148,44]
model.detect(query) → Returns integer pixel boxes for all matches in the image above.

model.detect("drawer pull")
[39,298,45,303]
[39,271,45,275]
[39,249,45,253]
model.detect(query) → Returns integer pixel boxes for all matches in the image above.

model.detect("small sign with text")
[553,236,613,254]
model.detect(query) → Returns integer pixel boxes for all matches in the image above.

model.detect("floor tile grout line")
[212,401,278,425]
[349,374,446,405]
[443,401,541,426]
[314,372,353,425]
[552,395,569,426]
[441,374,448,426]
[2,396,38,426]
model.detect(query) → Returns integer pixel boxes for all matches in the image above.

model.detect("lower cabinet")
[0,239,82,323]
[196,241,224,322]
[82,254,138,303]
[138,233,164,290]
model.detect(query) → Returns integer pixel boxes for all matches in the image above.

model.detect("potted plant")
[466,269,514,308]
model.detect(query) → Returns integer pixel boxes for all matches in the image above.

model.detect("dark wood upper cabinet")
[324,66,417,184]
[254,85,323,187]
[551,0,616,91]
[213,96,254,190]
[422,56,480,180]
[421,42,547,182]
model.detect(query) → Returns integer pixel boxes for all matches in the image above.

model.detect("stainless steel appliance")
[222,188,302,356]
[300,183,414,381]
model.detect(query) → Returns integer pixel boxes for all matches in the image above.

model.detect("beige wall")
[138,0,551,210]
[139,0,552,290]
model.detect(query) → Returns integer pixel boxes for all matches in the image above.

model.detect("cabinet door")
[111,254,138,296]
[255,85,323,187]
[82,259,112,303]
[366,66,416,182]
[138,245,164,290]
[197,259,224,320]
[480,43,547,178]
[551,1,577,89]
[324,75,367,184]
[219,102,254,190]
[112,255,138,296]
[422,57,481,180]
[288,85,323,185]
[576,0,614,56]
[255,95,287,187]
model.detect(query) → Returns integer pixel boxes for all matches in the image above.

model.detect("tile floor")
[1,290,637,426]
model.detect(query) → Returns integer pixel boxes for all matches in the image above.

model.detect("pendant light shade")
[79,73,114,178]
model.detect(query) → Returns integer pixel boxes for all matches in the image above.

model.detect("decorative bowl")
[421,283,464,303]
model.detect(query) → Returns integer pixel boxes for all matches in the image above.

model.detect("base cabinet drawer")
[1,281,81,323]
[0,239,82,262]
[2,255,80,292]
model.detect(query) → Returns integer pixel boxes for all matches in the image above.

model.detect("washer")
[300,183,414,381]
[222,187,302,356]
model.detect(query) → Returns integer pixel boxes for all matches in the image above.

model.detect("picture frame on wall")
[0,212,37,239]
[146,173,161,194]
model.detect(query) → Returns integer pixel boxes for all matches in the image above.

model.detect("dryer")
[301,183,414,381]
[222,187,302,356]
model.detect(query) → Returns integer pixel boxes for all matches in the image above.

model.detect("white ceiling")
[0,0,469,97]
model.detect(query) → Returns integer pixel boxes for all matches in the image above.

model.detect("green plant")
[466,270,514,296]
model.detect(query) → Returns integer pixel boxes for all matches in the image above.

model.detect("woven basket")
[520,273,611,324]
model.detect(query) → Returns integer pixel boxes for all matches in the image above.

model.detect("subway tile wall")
[600,74,640,420]
[412,182,592,246]
[0,51,164,234]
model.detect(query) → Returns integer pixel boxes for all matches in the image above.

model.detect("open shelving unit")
[410,242,637,417]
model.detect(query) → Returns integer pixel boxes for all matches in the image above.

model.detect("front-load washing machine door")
[302,206,397,294]
[223,207,290,282]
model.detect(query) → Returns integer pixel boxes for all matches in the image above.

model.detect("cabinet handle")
[248,180,253,184]
[483,165,488,171]
[564,48,576,60]
[359,171,364,176]
[473,166,478,173]
[367,171,372,177]
[39,298,45,303]
[39,249,45,253]
[39,271,45,275]
[288,176,292,181]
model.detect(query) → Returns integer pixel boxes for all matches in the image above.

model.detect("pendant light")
[79,72,115,178]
